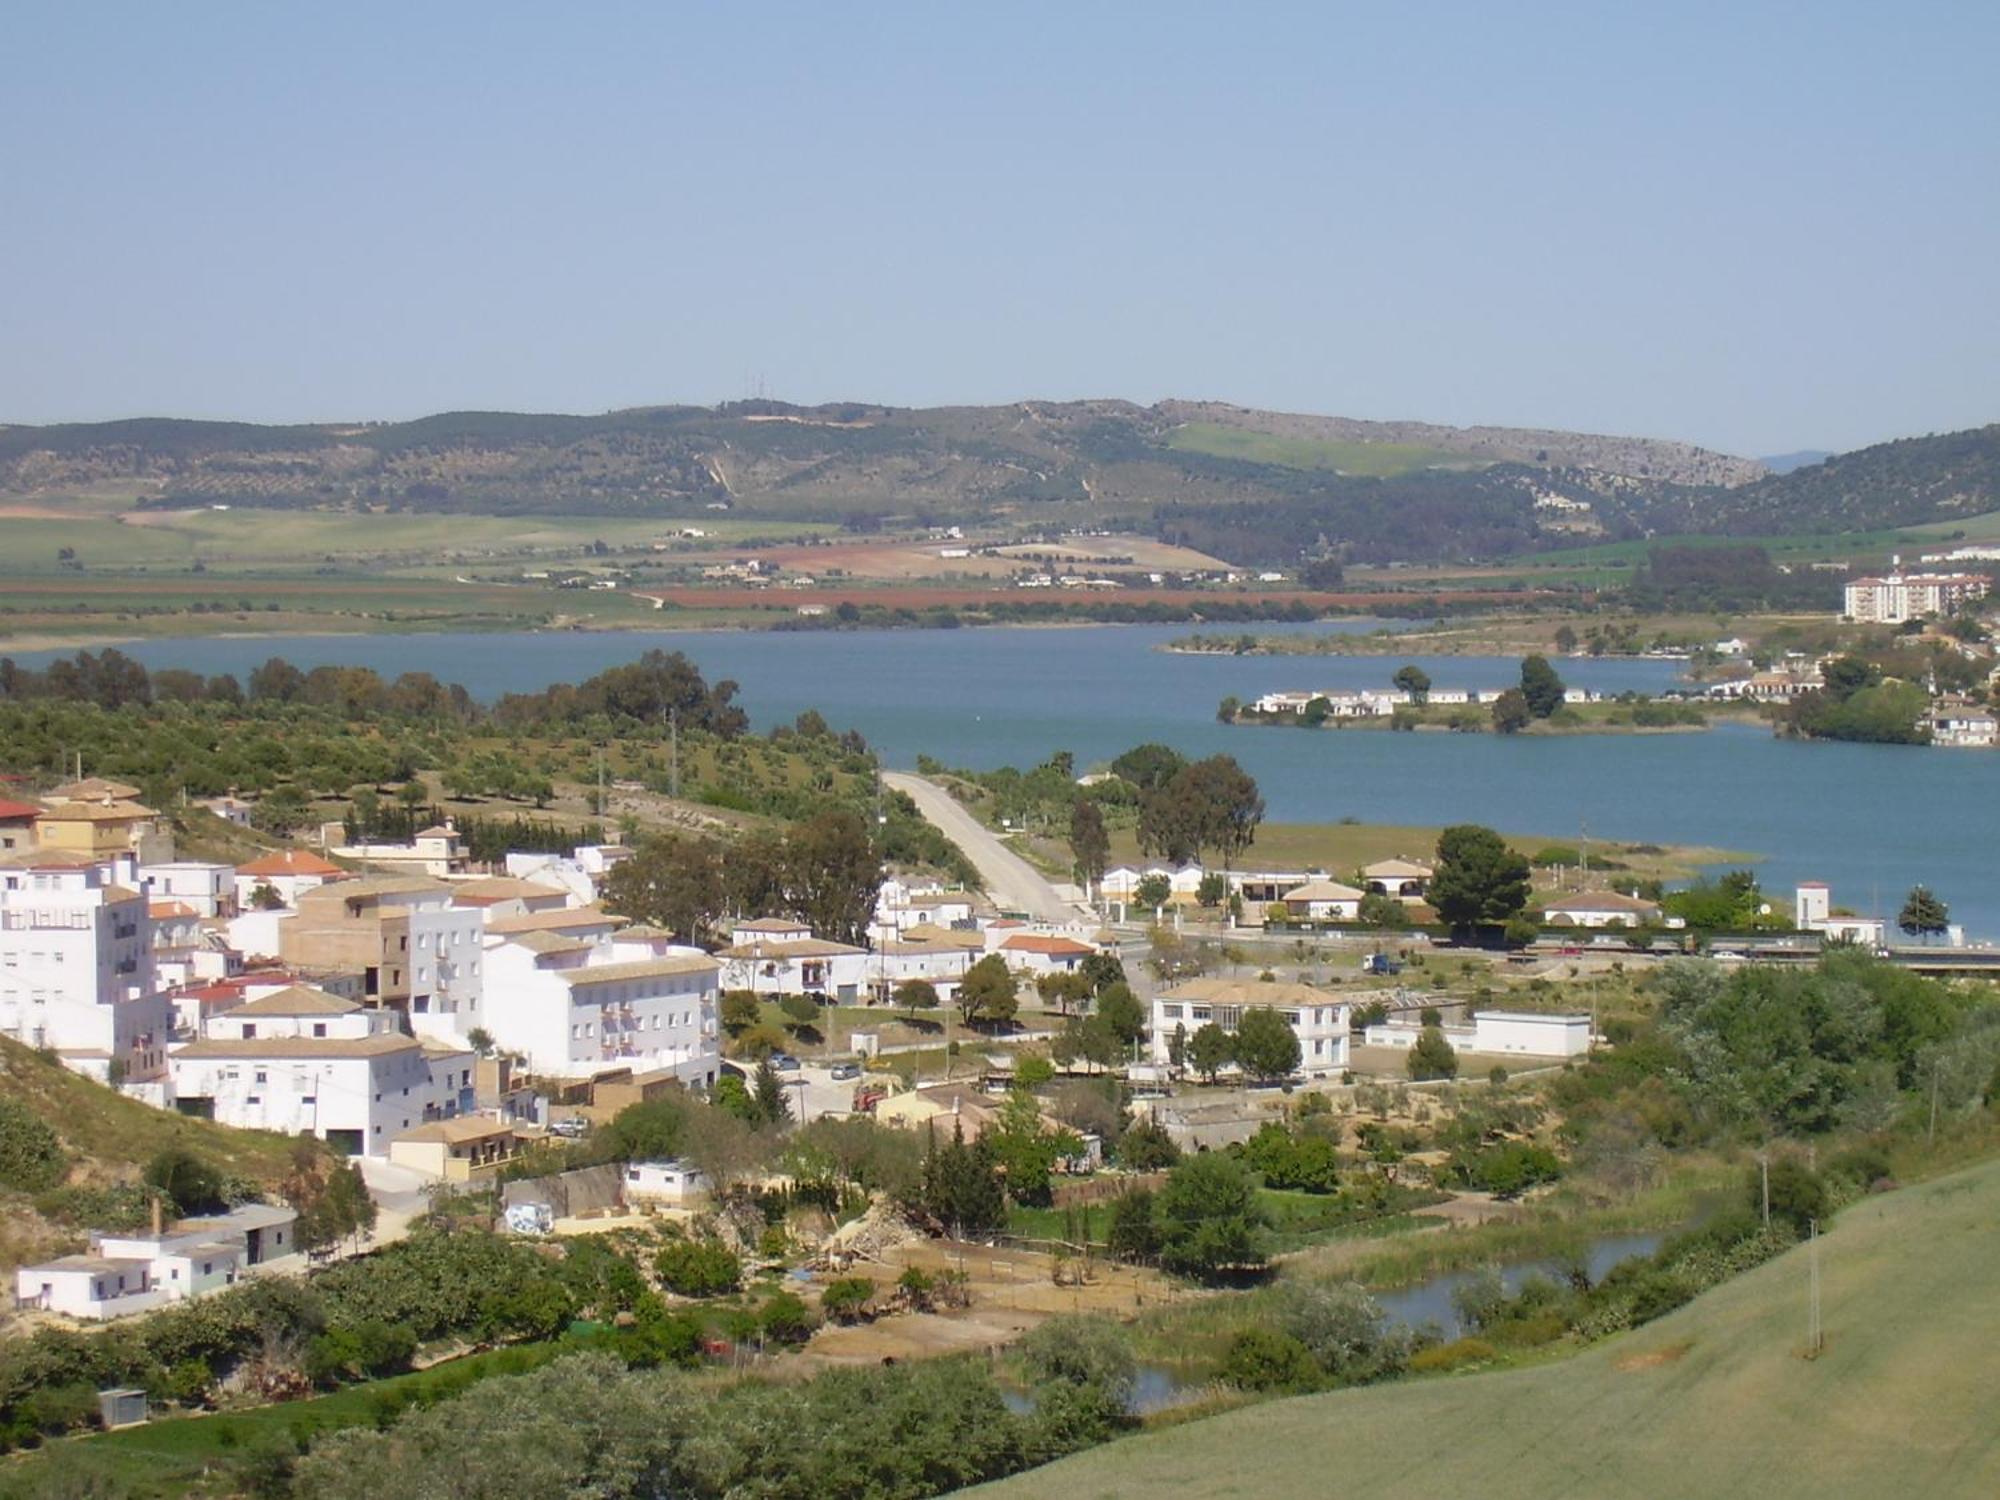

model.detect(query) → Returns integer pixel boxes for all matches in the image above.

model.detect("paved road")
[881,771,1080,924]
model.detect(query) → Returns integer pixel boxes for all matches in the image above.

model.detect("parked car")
[829,1061,861,1081]
[547,1116,589,1138]
[768,1053,801,1072]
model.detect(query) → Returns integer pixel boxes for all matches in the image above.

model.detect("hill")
[973,1156,2000,1500]
[0,1036,323,1272]
[0,400,1756,567]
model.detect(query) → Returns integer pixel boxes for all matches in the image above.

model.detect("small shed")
[98,1388,148,1429]
[623,1159,709,1207]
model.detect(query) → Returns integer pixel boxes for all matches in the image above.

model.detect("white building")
[139,862,237,919]
[501,843,633,906]
[1931,703,1998,749]
[1365,1010,1591,1058]
[1539,891,1664,928]
[169,988,474,1156]
[15,1203,298,1320]
[622,1158,709,1206]
[1361,859,1433,903]
[233,849,349,911]
[1844,564,1991,624]
[1794,883,1887,947]
[479,933,720,1086]
[0,851,171,1083]
[1151,979,1351,1079]
[1280,879,1364,921]
[326,821,469,878]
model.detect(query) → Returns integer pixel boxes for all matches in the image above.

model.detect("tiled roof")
[223,985,362,1017]
[237,849,346,878]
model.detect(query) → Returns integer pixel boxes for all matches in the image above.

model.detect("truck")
[1362,952,1403,976]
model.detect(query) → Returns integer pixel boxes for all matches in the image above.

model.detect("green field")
[0,506,833,577]
[1166,423,1482,478]
[976,1155,2000,1500]
[1498,507,2000,575]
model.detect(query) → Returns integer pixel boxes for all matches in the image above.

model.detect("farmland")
[972,1154,2000,1500]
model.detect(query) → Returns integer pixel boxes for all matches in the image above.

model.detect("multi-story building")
[1843,565,1991,624]
[168,985,474,1155]
[232,848,350,910]
[33,794,172,865]
[481,929,719,1085]
[14,1203,297,1320]
[1150,979,1352,1078]
[139,861,238,919]
[0,850,170,1082]
[279,876,483,1033]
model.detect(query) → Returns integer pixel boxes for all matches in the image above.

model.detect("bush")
[757,1290,815,1343]
[144,1148,228,1216]
[1274,1281,1409,1383]
[1219,1326,1319,1392]
[1016,1316,1135,1403]
[820,1276,875,1324]
[652,1238,740,1297]
[0,1096,69,1192]
[1115,1120,1179,1171]
[1755,1159,1829,1236]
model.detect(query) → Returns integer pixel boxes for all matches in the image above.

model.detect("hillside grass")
[1494,507,2000,573]
[1166,423,1482,478]
[974,1154,2000,1500]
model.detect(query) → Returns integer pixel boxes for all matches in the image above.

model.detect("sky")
[2,2,1996,456]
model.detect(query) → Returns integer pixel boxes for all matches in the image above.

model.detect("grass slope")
[1166,423,1481,478]
[974,1156,2000,1500]
[0,1036,320,1270]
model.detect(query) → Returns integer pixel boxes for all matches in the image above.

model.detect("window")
[1191,1007,1212,1022]
[1159,1003,1183,1019]
[312,1023,327,1038]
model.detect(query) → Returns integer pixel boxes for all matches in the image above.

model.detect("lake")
[11,623,1996,936]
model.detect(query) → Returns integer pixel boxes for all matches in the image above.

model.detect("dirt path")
[881,772,1081,923]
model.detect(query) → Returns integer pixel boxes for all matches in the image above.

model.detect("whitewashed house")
[16,1203,299,1320]
[1151,979,1351,1078]
[1280,879,1364,921]
[169,989,474,1156]
[0,851,171,1083]
[139,861,237,919]
[232,849,349,911]
[1365,1010,1591,1058]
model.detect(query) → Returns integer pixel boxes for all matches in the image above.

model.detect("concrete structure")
[719,934,870,1002]
[1151,979,1351,1078]
[0,851,170,1082]
[995,932,1096,975]
[326,821,470,878]
[621,1158,709,1206]
[279,876,483,1033]
[1931,702,1999,749]
[34,796,171,864]
[1361,859,1433,902]
[501,843,633,906]
[138,862,236,919]
[1539,891,1664,928]
[448,876,572,914]
[14,1203,297,1320]
[169,992,474,1156]
[1365,1010,1591,1058]
[0,799,39,854]
[1794,883,1888,947]
[233,849,349,910]
[1844,565,1990,624]
[389,1115,531,1181]
[480,933,720,1086]
[1280,879,1364,921]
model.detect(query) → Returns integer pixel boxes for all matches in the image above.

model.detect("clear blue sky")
[3,1,1995,456]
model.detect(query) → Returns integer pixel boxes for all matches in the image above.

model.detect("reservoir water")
[12,623,1996,936]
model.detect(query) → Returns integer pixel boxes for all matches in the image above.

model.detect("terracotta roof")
[237,849,345,878]
[1000,934,1096,956]
[486,906,622,935]
[896,923,985,949]
[721,937,865,960]
[1362,859,1434,879]
[35,798,157,823]
[0,799,41,821]
[223,984,361,1017]
[450,876,567,905]
[1284,880,1365,902]
[557,955,719,985]
[1162,978,1343,1009]
[46,777,143,802]
[396,1116,520,1145]
[732,916,810,934]
[1541,891,1661,914]
[415,824,459,840]
[173,1034,421,1060]
[299,873,449,903]
[0,848,108,871]
[149,900,197,919]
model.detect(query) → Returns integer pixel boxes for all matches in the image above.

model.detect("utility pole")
[1929,1059,1942,1146]
[1806,1218,1823,1358]
[669,707,680,801]
[1759,1149,1771,1231]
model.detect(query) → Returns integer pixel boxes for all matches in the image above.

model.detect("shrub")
[0,1097,69,1192]
[820,1276,875,1324]
[758,1290,815,1343]
[1015,1316,1135,1404]
[652,1238,741,1297]
[1408,1337,1499,1374]
[1755,1159,1829,1236]
[1219,1326,1319,1392]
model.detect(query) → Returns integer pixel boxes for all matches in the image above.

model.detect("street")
[881,771,1081,923]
